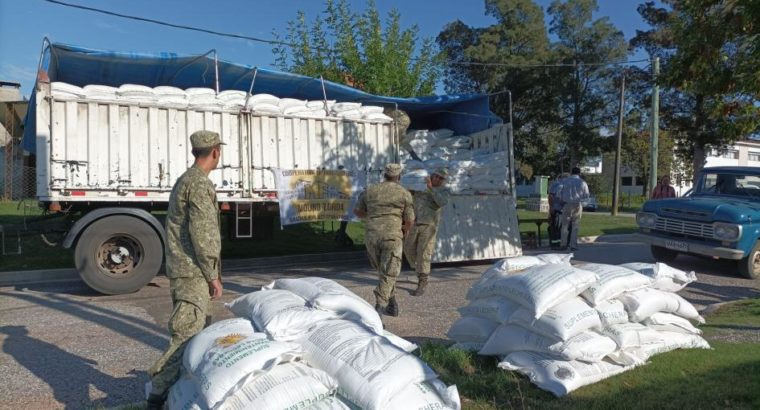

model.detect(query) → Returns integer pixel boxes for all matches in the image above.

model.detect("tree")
[272,0,442,97]
[633,0,760,176]
[437,0,561,176]
[546,0,629,168]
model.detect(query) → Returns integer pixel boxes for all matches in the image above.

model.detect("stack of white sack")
[448,255,710,397]
[166,276,460,409]
[399,129,509,194]
[50,82,391,122]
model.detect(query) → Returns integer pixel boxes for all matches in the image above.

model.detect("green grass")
[516,208,638,238]
[422,298,760,410]
[0,200,73,271]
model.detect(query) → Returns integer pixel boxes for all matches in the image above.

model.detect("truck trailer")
[6,41,521,294]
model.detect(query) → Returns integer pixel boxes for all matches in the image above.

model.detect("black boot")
[146,393,166,410]
[375,303,387,317]
[386,296,400,317]
[412,276,428,296]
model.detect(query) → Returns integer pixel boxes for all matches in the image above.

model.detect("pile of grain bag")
[166,277,460,410]
[399,129,509,194]
[50,82,392,122]
[448,255,708,397]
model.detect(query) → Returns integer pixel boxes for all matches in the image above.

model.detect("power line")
[43,0,652,69]
[42,0,297,48]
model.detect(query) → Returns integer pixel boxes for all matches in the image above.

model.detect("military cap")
[384,163,403,177]
[190,130,225,149]
[432,167,449,179]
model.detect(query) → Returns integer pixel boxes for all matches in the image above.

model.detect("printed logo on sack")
[215,333,246,347]
[554,366,574,381]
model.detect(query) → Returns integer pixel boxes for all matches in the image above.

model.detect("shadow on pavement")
[0,325,144,409]
[0,290,167,351]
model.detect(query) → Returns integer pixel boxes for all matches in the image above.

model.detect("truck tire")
[650,245,678,263]
[74,215,163,294]
[737,241,760,279]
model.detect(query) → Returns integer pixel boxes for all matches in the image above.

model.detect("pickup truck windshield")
[697,172,760,198]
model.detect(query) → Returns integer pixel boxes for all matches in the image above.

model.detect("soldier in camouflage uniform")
[146,130,225,410]
[404,168,450,296]
[384,108,411,139]
[354,163,415,318]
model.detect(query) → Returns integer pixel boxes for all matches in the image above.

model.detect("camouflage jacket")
[356,181,414,241]
[413,187,450,225]
[165,164,221,282]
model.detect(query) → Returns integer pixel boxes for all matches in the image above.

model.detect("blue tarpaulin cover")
[23,43,501,152]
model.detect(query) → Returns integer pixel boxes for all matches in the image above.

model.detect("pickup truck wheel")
[74,215,163,294]
[650,245,678,263]
[737,241,760,279]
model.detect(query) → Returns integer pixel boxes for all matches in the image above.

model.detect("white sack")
[363,112,393,121]
[468,264,599,318]
[331,102,362,112]
[306,100,335,109]
[226,289,337,341]
[404,160,426,170]
[248,93,280,105]
[490,255,546,273]
[446,316,499,343]
[278,98,307,108]
[117,84,154,97]
[386,379,461,410]
[609,331,711,365]
[359,105,384,115]
[535,253,574,265]
[579,263,653,306]
[620,262,697,292]
[216,90,246,101]
[184,318,256,373]
[478,324,558,356]
[250,103,282,114]
[642,312,702,335]
[301,320,438,410]
[595,299,629,327]
[191,332,302,408]
[305,396,354,410]
[216,361,338,410]
[154,86,187,97]
[167,372,206,410]
[457,296,520,324]
[508,297,602,341]
[498,352,632,397]
[601,322,665,349]
[383,330,419,353]
[549,331,619,363]
[185,87,216,96]
[263,277,383,334]
[617,288,704,323]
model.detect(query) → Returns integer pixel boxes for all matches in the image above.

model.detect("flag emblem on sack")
[215,333,246,347]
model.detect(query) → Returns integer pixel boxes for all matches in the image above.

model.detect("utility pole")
[649,57,660,197]
[612,74,625,216]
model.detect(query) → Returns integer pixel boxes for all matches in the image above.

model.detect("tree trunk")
[692,94,706,179]
[692,145,706,180]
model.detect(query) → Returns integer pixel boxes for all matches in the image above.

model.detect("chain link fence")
[1,165,36,200]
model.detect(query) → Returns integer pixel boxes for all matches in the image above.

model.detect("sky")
[0,0,652,98]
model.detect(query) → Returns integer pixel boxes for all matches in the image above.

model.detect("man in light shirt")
[547,173,569,250]
[557,167,590,251]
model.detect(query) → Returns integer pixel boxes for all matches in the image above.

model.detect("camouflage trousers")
[404,223,438,278]
[365,235,403,306]
[148,276,211,396]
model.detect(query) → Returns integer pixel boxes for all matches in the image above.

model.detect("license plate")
[664,240,688,252]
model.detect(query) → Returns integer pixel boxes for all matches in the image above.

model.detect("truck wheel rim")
[96,235,143,278]
[753,251,760,274]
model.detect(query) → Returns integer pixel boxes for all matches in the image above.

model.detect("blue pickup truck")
[636,166,760,279]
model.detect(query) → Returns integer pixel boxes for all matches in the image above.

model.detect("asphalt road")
[0,240,757,409]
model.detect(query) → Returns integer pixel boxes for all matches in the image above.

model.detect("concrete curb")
[0,250,369,287]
